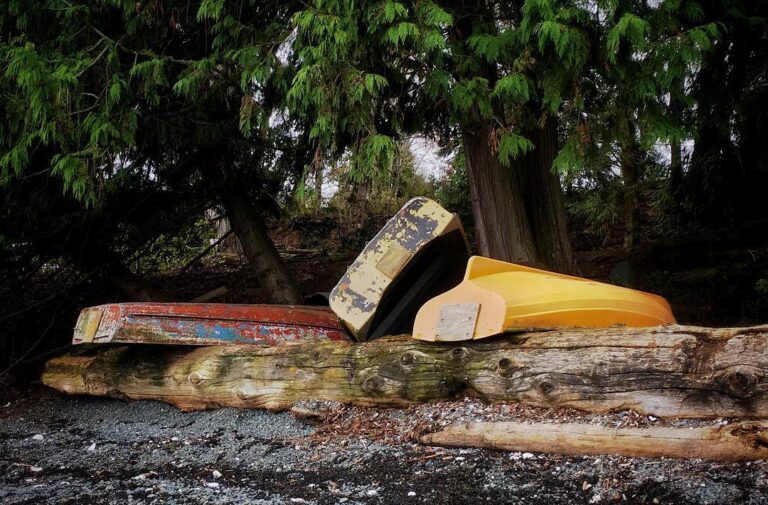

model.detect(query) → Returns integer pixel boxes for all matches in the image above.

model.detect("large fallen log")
[421,421,768,461]
[42,325,768,417]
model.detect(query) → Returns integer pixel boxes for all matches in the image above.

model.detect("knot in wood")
[312,350,324,363]
[364,375,385,394]
[724,369,758,398]
[400,352,416,366]
[538,381,556,396]
[451,347,469,361]
[188,373,203,386]
[497,356,519,377]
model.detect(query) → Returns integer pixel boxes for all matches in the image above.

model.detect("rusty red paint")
[73,303,350,346]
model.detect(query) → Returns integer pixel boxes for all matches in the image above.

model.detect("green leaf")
[0,136,33,176]
[552,139,581,175]
[385,22,418,46]
[425,69,451,99]
[687,27,714,50]
[364,73,388,94]
[108,77,125,104]
[422,30,446,52]
[357,134,396,174]
[51,153,95,206]
[309,114,333,141]
[452,78,492,117]
[417,2,453,27]
[498,132,535,166]
[493,74,531,103]
[197,0,224,20]
[606,13,650,62]
[467,34,505,62]
[129,59,167,86]
[382,1,408,23]
[238,96,262,137]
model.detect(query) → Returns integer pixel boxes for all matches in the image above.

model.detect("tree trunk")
[218,183,303,305]
[43,325,768,418]
[516,116,575,272]
[670,139,682,193]
[686,36,743,225]
[346,176,372,229]
[201,149,303,305]
[619,118,642,249]
[621,154,640,249]
[206,209,244,256]
[669,77,684,226]
[462,112,575,273]
[462,107,538,264]
[313,164,323,216]
[451,14,574,273]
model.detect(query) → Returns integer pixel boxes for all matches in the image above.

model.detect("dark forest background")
[2,0,768,384]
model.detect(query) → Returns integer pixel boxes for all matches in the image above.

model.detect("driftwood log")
[42,325,768,418]
[421,421,768,461]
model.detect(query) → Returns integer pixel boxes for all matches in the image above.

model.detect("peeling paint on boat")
[73,303,349,346]
[329,197,468,341]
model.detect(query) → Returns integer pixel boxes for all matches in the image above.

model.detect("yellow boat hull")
[413,256,676,341]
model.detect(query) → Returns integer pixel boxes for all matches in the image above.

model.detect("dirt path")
[1,388,767,504]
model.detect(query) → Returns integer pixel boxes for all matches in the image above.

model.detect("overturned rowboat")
[412,256,676,342]
[73,303,349,346]
[329,196,469,341]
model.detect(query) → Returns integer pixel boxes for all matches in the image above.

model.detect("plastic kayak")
[412,256,676,341]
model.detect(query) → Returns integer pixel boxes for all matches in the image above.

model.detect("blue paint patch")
[194,323,243,343]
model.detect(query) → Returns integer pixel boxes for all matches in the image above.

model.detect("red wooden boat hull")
[73,303,349,346]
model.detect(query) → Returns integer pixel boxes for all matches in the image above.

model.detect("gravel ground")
[1,387,767,504]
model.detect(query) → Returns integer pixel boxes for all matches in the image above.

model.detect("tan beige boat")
[412,256,676,341]
[329,197,469,341]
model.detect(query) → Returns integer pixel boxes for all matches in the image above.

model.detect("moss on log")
[42,325,768,418]
[421,421,768,461]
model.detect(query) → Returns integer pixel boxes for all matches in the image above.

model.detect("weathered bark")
[462,115,575,272]
[218,184,303,304]
[619,118,643,249]
[515,116,575,272]
[421,421,768,461]
[462,107,538,265]
[313,164,323,216]
[201,147,301,305]
[43,325,768,418]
